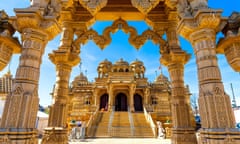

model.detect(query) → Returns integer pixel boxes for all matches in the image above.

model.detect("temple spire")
[231,83,237,108]
[79,62,82,73]
[159,64,163,75]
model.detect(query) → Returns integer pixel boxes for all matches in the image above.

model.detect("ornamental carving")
[74,18,166,50]
[131,0,161,14]
[79,0,108,15]
[178,9,223,40]
[0,11,21,70]
[217,12,240,71]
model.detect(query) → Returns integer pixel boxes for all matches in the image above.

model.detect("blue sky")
[1,0,240,107]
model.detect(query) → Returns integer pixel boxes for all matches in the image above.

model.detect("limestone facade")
[67,59,172,128]
[0,0,239,144]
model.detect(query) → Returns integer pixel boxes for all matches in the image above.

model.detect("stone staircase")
[110,112,132,137]
[132,113,154,137]
[90,112,111,137]
[88,112,154,138]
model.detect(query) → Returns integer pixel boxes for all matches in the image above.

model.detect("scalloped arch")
[73,18,166,50]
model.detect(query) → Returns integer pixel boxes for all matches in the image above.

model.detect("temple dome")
[114,58,129,66]
[99,59,112,66]
[130,59,144,66]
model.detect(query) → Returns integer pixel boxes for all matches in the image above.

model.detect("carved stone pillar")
[93,89,99,106]
[0,28,48,143]
[161,51,197,144]
[144,88,150,105]
[129,84,135,112]
[107,85,113,111]
[42,50,79,144]
[42,22,79,143]
[178,10,240,143]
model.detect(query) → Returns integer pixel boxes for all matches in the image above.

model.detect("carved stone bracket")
[0,10,21,71]
[131,0,161,14]
[79,0,108,15]
[73,18,166,50]
[217,12,240,71]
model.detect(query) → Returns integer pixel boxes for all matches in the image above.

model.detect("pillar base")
[41,127,68,144]
[199,128,240,144]
[172,128,197,144]
[0,128,38,144]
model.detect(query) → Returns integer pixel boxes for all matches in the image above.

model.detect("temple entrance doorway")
[115,93,128,111]
[100,94,109,111]
[134,94,143,112]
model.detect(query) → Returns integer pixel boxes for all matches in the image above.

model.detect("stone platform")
[39,138,171,144]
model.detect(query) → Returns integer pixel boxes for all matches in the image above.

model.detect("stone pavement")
[68,138,171,144]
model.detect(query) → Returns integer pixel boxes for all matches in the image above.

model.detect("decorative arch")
[73,18,166,50]
[115,92,128,111]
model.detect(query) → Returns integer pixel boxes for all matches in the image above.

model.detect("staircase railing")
[108,106,115,134]
[128,106,134,136]
[143,106,157,137]
[86,106,99,136]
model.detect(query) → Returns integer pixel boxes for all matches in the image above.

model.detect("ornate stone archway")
[0,0,239,144]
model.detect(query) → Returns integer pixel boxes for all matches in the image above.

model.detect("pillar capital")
[177,9,225,41]
[49,50,80,67]
[11,8,61,40]
[161,50,191,67]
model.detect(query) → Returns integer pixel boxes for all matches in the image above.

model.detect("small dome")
[99,59,112,66]
[130,59,143,66]
[154,73,169,84]
[114,58,129,66]
[98,59,112,73]
[130,59,145,74]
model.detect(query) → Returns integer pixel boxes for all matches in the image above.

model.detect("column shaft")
[48,64,72,127]
[0,28,48,143]
[161,52,197,144]
[190,29,235,128]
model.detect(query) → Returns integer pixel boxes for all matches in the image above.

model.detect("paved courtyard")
[68,138,171,144]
